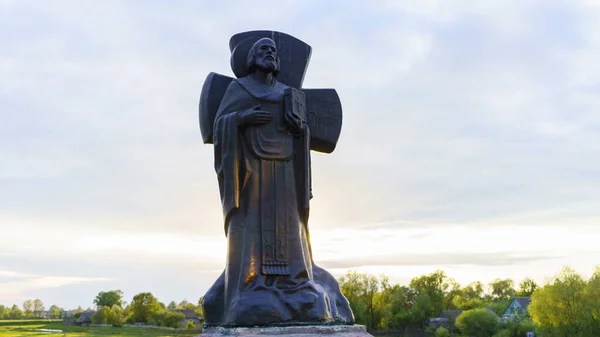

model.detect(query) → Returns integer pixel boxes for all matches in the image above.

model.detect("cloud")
[319,251,562,269]
[0,269,111,303]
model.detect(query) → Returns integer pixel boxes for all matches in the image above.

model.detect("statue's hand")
[239,105,273,126]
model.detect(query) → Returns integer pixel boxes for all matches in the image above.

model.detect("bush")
[492,330,510,337]
[456,308,499,337]
[502,315,536,337]
[186,320,195,328]
[434,326,450,337]
[153,311,185,328]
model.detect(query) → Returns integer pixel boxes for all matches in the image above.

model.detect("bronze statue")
[199,31,352,327]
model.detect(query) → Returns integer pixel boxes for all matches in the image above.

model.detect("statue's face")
[253,39,278,73]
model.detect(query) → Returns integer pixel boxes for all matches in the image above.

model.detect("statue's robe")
[202,76,354,326]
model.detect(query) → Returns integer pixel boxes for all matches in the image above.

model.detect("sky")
[1,0,600,310]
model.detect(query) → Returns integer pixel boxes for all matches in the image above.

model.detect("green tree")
[94,290,124,308]
[528,267,588,336]
[92,305,125,325]
[195,297,204,317]
[108,305,125,326]
[456,308,499,337]
[10,305,24,319]
[583,266,600,334]
[33,299,44,313]
[464,281,485,300]
[339,271,368,326]
[385,284,414,330]
[48,305,62,319]
[129,292,163,323]
[502,315,536,337]
[177,299,196,310]
[434,326,451,337]
[22,299,33,317]
[517,278,538,297]
[0,305,9,319]
[443,278,462,310]
[489,279,516,301]
[167,301,177,312]
[154,311,185,328]
[409,270,448,317]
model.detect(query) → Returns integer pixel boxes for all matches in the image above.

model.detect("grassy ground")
[0,321,199,337]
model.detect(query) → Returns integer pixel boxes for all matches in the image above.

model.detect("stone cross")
[199,30,342,154]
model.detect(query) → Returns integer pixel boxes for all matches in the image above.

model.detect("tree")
[409,270,448,318]
[196,297,204,317]
[434,326,451,337]
[463,281,485,300]
[583,266,600,334]
[177,299,196,310]
[517,278,538,297]
[91,305,125,325]
[443,278,462,310]
[456,308,499,337]
[33,299,44,313]
[154,311,185,328]
[489,279,516,301]
[0,305,9,320]
[167,301,177,312]
[94,290,124,308]
[129,292,163,323]
[528,267,588,336]
[339,271,368,326]
[48,305,62,319]
[10,305,24,319]
[22,299,33,316]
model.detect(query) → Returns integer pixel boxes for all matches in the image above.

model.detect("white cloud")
[0,269,110,303]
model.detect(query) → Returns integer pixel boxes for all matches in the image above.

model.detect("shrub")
[186,320,195,328]
[456,308,499,337]
[434,326,450,337]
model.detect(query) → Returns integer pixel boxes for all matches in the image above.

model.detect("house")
[503,297,531,319]
[176,309,203,326]
[427,310,463,329]
[75,311,95,325]
[33,310,50,319]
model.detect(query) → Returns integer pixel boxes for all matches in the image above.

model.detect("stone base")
[199,325,372,337]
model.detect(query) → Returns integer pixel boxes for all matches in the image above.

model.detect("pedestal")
[200,325,373,337]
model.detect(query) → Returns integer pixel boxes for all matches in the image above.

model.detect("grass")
[0,321,199,337]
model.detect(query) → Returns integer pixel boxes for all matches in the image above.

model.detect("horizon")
[2,1,600,310]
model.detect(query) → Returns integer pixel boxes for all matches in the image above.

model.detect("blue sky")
[1,0,600,310]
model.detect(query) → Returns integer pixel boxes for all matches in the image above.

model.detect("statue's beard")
[256,60,277,75]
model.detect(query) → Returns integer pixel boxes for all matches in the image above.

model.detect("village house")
[176,309,203,326]
[502,297,531,319]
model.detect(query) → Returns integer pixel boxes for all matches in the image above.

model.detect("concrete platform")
[199,325,372,337]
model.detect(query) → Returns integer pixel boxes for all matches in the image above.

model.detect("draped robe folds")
[202,77,354,327]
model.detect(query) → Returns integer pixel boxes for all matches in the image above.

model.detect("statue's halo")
[229,30,312,89]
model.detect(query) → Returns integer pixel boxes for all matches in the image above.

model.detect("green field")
[0,321,199,337]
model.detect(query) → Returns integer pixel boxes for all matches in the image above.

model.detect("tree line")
[0,299,62,319]
[337,266,600,337]
[1,265,598,336]
[79,290,204,328]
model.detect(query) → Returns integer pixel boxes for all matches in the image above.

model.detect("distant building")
[75,311,95,325]
[503,297,531,319]
[176,309,203,326]
[33,310,50,319]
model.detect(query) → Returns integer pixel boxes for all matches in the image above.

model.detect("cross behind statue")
[199,30,343,154]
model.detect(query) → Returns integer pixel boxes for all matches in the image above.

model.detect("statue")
[199,31,353,327]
